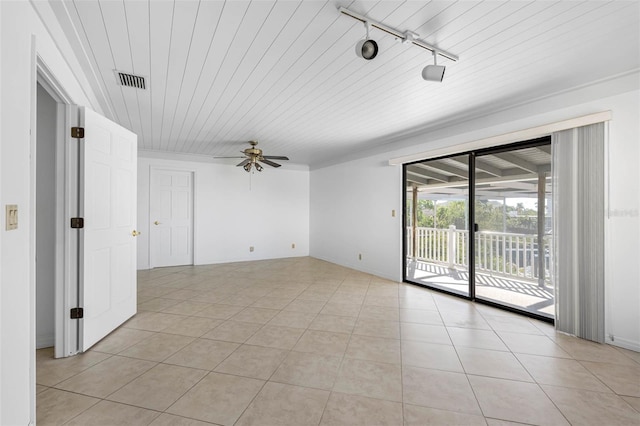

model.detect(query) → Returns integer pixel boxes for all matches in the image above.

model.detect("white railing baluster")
[483,234,487,271]
[501,233,506,274]
[523,236,527,277]
[515,235,520,278]
[489,234,494,272]
[530,237,535,279]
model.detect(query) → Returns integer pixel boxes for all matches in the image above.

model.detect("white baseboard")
[36,333,54,349]
[606,335,640,352]
[310,254,400,282]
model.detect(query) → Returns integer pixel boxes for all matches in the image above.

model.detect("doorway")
[33,71,139,357]
[404,138,553,320]
[35,83,58,349]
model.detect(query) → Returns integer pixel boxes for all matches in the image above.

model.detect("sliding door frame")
[402,136,553,323]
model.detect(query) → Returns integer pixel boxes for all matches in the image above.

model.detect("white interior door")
[150,169,194,267]
[80,107,138,351]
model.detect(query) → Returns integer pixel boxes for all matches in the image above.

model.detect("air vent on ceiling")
[115,71,146,89]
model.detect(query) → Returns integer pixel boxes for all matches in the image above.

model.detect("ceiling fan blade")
[236,159,251,167]
[261,158,282,168]
[262,155,289,160]
[212,156,246,159]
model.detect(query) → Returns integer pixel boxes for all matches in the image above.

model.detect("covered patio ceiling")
[406,145,551,200]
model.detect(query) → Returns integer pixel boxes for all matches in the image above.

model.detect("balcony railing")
[407,226,552,284]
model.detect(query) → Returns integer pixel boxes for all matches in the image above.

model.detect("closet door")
[149,168,194,268]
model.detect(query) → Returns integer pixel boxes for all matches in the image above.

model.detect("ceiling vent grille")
[116,71,146,89]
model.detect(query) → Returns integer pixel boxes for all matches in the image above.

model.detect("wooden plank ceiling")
[42,0,639,168]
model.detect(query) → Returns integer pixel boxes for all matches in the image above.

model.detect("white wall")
[0,2,104,424]
[604,89,640,352]
[310,75,640,351]
[35,83,57,349]
[0,1,3,421]
[137,154,310,269]
[310,157,402,281]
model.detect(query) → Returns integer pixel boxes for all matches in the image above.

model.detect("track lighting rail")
[338,7,459,62]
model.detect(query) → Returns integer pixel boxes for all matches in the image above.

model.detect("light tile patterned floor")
[37,257,640,425]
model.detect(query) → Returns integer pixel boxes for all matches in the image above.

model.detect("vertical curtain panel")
[553,122,605,343]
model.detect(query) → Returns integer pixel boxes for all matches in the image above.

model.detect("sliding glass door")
[403,139,553,320]
[473,145,553,318]
[405,154,470,297]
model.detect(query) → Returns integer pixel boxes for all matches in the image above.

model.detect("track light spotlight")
[355,22,378,60]
[255,162,263,172]
[356,39,378,60]
[422,50,446,82]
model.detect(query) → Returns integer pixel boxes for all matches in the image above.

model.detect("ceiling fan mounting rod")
[338,7,459,62]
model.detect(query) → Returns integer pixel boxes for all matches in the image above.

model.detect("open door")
[79,107,138,351]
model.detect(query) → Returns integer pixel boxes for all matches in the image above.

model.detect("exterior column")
[412,186,418,259]
[538,172,546,287]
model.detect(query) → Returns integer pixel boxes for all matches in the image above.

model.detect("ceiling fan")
[214,141,289,172]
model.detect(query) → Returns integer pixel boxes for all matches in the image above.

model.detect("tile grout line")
[229,301,331,423]
[398,281,405,425]
[317,276,370,426]
[436,294,490,421]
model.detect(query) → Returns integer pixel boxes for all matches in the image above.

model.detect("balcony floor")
[406,260,554,318]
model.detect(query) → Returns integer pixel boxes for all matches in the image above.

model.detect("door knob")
[131,230,141,237]
[154,221,161,225]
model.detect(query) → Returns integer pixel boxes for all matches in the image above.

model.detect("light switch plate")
[6,204,18,230]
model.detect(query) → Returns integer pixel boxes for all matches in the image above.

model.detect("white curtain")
[552,122,605,343]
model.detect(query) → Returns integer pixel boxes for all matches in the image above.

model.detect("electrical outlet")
[249,246,254,252]
[392,209,396,217]
[5,204,18,231]
[358,253,362,260]
[291,243,295,249]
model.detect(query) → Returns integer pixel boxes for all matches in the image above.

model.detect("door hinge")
[71,127,85,138]
[70,217,84,229]
[70,307,84,319]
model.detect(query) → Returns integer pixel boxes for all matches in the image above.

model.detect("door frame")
[31,53,79,360]
[148,166,196,269]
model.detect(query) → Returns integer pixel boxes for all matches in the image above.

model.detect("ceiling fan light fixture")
[422,50,446,82]
[215,141,289,172]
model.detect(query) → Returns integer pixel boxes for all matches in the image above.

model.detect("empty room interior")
[1,1,640,425]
